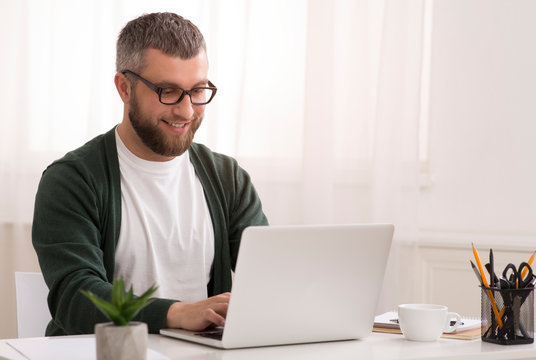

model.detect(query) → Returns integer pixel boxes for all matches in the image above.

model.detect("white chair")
[15,272,51,338]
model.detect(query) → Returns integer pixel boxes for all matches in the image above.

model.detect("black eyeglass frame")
[122,70,217,105]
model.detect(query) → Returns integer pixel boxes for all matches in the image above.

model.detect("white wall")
[416,0,536,317]
[420,0,536,243]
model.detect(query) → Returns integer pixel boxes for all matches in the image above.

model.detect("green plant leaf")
[81,290,128,326]
[126,286,134,302]
[138,284,158,300]
[121,284,158,322]
[112,277,125,311]
[80,279,158,326]
[123,298,156,323]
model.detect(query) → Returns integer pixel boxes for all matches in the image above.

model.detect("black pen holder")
[481,286,534,345]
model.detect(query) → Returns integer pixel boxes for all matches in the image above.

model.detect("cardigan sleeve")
[33,159,115,334]
[32,153,174,335]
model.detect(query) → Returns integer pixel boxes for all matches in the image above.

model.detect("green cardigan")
[32,127,268,336]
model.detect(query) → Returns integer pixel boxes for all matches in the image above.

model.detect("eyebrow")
[155,79,210,89]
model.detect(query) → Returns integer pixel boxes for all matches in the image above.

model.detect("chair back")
[15,272,51,338]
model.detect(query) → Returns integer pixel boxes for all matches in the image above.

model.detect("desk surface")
[2,332,536,360]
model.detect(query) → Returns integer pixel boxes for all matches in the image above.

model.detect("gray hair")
[116,12,206,73]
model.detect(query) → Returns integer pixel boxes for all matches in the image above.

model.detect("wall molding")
[418,229,536,252]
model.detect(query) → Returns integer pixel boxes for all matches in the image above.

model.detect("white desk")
[1,332,536,360]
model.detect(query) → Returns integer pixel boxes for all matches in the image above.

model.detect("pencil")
[472,243,503,328]
[521,250,536,279]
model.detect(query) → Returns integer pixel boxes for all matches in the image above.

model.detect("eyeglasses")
[122,70,217,105]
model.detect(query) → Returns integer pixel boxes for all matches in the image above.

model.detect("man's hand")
[166,292,230,331]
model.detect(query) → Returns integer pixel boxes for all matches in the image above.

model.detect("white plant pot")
[95,321,148,360]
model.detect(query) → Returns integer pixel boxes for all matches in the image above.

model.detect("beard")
[128,94,202,157]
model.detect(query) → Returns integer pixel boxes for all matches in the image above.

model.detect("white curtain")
[0,0,423,310]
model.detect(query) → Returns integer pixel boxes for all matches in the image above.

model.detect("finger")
[203,307,226,327]
[206,292,231,304]
[214,292,231,300]
[209,302,229,318]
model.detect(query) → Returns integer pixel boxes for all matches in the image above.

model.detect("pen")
[472,243,503,328]
[470,260,483,285]
[520,250,536,279]
[489,248,495,286]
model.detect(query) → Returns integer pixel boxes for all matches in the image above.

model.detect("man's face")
[126,48,209,160]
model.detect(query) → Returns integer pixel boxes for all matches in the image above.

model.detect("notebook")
[160,223,394,349]
[373,311,481,340]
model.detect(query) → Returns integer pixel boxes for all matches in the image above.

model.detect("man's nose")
[172,96,195,119]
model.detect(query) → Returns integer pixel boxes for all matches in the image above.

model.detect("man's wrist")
[166,301,183,328]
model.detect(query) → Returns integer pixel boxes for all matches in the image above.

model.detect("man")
[32,12,268,336]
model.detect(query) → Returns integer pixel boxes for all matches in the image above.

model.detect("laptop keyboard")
[195,329,223,341]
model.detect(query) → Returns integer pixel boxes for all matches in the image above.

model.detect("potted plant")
[81,278,158,360]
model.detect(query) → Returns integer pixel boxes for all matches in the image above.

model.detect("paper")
[7,337,170,360]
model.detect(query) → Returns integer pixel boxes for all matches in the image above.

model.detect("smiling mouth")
[162,119,188,128]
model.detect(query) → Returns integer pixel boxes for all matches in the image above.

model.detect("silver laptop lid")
[221,223,394,348]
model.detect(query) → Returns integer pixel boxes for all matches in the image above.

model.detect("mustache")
[161,114,202,124]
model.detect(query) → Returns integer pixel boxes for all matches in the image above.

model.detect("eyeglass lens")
[160,88,214,105]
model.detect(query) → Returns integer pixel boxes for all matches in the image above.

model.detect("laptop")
[160,223,394,349]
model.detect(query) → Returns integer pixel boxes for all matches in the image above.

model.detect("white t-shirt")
[114,129,214,302]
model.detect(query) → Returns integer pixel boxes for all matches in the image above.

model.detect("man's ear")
[114,72,131,104]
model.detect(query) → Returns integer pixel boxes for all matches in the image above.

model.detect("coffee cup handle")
[444,312,462,333]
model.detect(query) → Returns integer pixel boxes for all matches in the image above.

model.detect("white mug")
[398,304,462,341]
